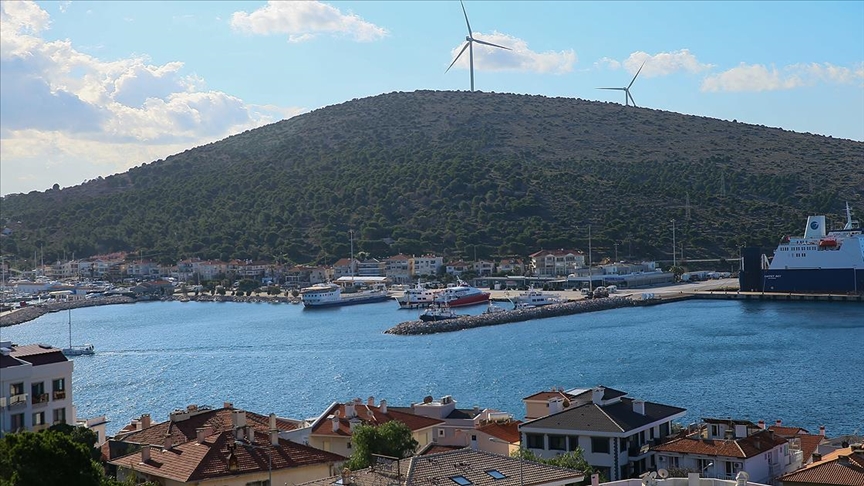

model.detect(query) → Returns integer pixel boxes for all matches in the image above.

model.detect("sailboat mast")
[68,309,72,349]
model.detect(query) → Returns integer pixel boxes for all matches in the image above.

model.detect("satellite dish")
[735,471,750,482]
[640,472,657,486]
[657,469,669,479]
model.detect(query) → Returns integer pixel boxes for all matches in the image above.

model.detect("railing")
[32,393,50,405]
[52,390,66,400]
[9,393,28,408]
[32,423,50,432]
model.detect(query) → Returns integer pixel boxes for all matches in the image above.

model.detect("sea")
[1,299,862,437]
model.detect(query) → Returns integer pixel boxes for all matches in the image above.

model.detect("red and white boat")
[433,280,490,307]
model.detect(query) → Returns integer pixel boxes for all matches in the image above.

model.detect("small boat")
[419,306,461,322]
[432,280,490,307]
[512,288,563,309]
[61,310,95,357]
[484,302,507,314]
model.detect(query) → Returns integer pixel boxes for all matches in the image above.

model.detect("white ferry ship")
[740,203,864,293]
[512,288,564,308]
[433,280,490,307]
[300,283,390,308]
[396,283,439,308]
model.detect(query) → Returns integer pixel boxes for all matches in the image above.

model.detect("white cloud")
[449,32,576,74]
[230,1,387,42]
[0,1,304,195]
[596,49,713,77]
[701,62,864,92]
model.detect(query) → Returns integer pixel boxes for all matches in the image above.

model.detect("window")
[620,437,629,452]
[710,425,720,437]
[567,436,580,451]
[698,459,713,473]
[53,408,67,424]
[245,481,270,486]
[31,382,47,402]
[666,456,679,468]
[591,437,610,454]
[347,441,352,449]
[485,470,507,480]
[549,435,566,451]
[53,378,65,392]
[526,433,544,449]
[450,476,472,486]
[10,382,24,396]
[439,429,446,437]
[11,413,24,431]
[33,411,46,426]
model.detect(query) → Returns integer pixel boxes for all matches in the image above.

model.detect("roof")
[417,443,468,455]
[522,391,575,402]
[477,420,522,444]
[298,448,585,486]
[311,402,443,437]
[767,426,824,464]
[778,447,864,486]
[569,387,628,402]
[769,425,811,436]
[1,343,68,367]
[522,397,685,434]
[115,407,299,448]
[654,429,787,459]
[109,429,345,483]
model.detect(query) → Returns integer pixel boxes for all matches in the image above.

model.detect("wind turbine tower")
[446,1,510,91]
[598,61,646,107]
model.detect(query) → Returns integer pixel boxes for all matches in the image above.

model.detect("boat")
[300,282,391,308]
[61,309,95,357]
[739,202,864,293]
[511,288,564,309]
[419,306,461,321]
[432,279,490,307]
[396,283,439,308]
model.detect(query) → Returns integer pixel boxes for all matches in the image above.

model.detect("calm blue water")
[1,300,862,437]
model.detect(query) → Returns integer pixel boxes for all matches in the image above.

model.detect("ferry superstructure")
[745,203,864,293]
[300,282,390,308]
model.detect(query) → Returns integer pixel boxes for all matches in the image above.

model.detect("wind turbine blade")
[473,38,511,50]
[628,61,645,89]
[445,42,470,73]
[597,87,626,90]
[628,91,637,107]
[460,0,472,35]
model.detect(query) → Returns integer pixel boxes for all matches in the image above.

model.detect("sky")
[1,1,863,196]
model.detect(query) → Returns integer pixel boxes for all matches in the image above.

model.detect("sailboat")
[61,309,94,357]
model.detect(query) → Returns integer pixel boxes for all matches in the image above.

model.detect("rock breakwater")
[385,297,635,335]
[0,296,136,327]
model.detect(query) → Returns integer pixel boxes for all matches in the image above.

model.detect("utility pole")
[588,224,593,292]
[671,220,677,268]
[614,242,619,263]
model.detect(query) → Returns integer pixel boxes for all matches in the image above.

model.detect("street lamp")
[671,220,677,268]
[489,437,522,486]
[587,224,593,292]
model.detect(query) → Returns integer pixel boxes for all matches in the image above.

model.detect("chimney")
[368,396,375,407]
[735,471,749,486]
[632,399,646,415]
[141,414,151,429]
[331,414,340,433]
[473,405,480,416]
[231,410,247,429]
[342,467,352,486]
[246,426,256,444]
[592,386,604,405]
[758,420,765,429]
[164,433,172,450]
[345,402,356,418]
[270,429,279,446]
[349,417,360,432]
[548,397,564,414]
[269,413,277,431]
[812,452,822,462]
[776,419,782,427]
[591,474,600,486]
[380,399,387,414]
[141,444,151,462]
[196,427,208,443]
[224,401,234,409]
[819,425,826,436]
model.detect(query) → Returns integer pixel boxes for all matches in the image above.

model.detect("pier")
[385,297,635,335]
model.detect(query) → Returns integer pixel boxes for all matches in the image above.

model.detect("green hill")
[1,90,862,268]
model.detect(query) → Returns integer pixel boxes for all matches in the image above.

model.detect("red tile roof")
[770,425,811,436]
[109,429,345,483]
[311,402,443,437]
[477,420,522,444]
[779,448,864,486]
[522,391,574,401]
[654,429,787,459]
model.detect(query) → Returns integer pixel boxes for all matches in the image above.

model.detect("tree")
[514,448,594,481]
[345,420,419,470]
[48,423,100,461]
[0,430,104,486]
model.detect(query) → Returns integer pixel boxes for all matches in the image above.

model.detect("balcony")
[32,423,50,432]
[52,390,67,400]
[32,393,50,405]
[9,393,28,408]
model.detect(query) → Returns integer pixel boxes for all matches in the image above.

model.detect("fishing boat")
[419,306,461,322]
[432,280,490,307]
[740,202,864,293]
[61,309,94,357]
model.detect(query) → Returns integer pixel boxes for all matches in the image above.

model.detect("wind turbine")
[445,0,510,92]
[598,61,645,107]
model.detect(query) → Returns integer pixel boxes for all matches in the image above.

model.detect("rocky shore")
[384,297,636,335]
[0,296,137,327]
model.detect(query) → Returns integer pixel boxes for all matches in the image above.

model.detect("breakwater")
[0,296,135,327]
[385,297,635,335]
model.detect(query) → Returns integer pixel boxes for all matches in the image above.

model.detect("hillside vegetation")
[1,90,862,267]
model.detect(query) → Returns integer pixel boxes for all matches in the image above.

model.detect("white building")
[519,386,687,481]
[0,341,75,436]
[410,255,443,277]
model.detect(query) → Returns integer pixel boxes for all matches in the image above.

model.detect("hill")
[1,90,862,268]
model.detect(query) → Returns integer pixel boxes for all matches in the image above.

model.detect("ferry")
[512,288,564,309]
[740,203,864,293]
[300,283,391,308]
[433,280,490,307]
[396,283,439,308]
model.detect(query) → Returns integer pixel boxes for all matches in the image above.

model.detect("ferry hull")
[303,294,391,308]
[761,268,864,294]
[439,293,490,308]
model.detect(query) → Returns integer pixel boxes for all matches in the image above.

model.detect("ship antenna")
[844,202,859,230]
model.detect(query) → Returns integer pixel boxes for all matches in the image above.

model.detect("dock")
[692,291,863,302]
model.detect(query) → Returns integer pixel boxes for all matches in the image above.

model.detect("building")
[410,255,443,277]
[529,250,586,277]
[519,386,686,481]
[384,254,411,284]
[0,341,75,436]
[778,444,864,486]
[307,397,443,458]
[389,394,505,449]
[299,448,585,486]
[768,421,827,466]
[497,258,525,276]
[653,418,801,484]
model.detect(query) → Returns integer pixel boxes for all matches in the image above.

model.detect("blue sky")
[1,1,862,196]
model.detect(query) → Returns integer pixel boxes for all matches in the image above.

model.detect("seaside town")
[2,248,862,486]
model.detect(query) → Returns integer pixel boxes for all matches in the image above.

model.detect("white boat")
[61,309,94,357]
[300,282,390,308]
[512,288,563,309]
[433,280,490,307]
[396,283,439,308]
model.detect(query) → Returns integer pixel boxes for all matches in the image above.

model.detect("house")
[384,254,411,284]
[110,419,345,486]
[445,260,473,276]
[389,394,505,449]
[778,443,864,486]
[497,258,525,276]
[768,420,827,465]
[298,448,585,486]
[332,258,355,279]
[356,259,384,277]
[529,250,585,277]
[0,342,75,436]
[307,397,443,458]
[653,418,801,484]
[410,255,443,277]
[519,386,686,481]
[474,260,495,276]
